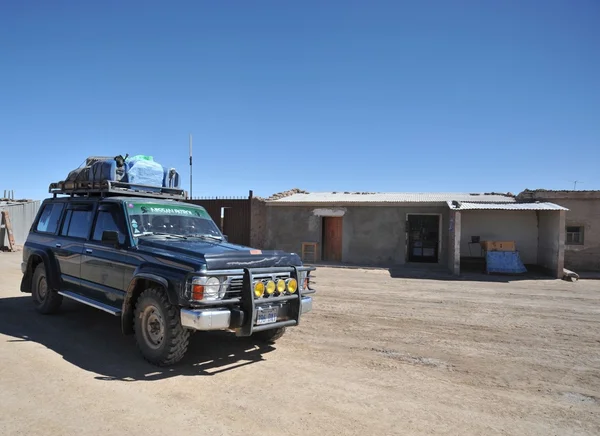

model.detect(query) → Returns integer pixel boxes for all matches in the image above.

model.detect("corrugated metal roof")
[269,192,516,204]
[446,201,568,211]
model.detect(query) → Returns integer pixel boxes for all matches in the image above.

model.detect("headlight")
[286,278,298,294]
[298,271,308,290]
[254,281,265,298]
[276,279,286,294]
[265,280,276,296]
[191,276,225,301]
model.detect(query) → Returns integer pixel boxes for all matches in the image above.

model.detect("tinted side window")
[61,210,93,239]
[36,203,65,233]
[92,210,126,244]
[60,210,72,236]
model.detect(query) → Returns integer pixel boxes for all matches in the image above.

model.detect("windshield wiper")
[190,234,223,242]
[134,231,188,239]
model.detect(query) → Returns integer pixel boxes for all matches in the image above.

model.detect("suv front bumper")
[180,296,313,331]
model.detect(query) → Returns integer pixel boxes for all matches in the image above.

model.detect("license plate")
[256,307,279,325]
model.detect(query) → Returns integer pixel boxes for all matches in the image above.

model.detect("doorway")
[322,217,343,262]
[407,214,440,263]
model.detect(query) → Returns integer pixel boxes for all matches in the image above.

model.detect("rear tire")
[133,287,190,366]
[32,263,63,314]
[254,327,286,344]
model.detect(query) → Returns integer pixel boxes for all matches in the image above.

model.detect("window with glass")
[35,203,65,234]
[124,201,222,240]
[92,209,126,245]
[566,226,584,245]
[60,209,94,239]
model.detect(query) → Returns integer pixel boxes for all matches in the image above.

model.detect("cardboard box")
[480,241,516,252]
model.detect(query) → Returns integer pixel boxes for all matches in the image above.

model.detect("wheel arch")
[20,250,60,293]
[121,273,173,335]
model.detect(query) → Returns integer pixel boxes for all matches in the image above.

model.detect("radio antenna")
[189,133,193,199]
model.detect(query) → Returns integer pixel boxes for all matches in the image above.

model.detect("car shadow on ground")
[0,295,275,381]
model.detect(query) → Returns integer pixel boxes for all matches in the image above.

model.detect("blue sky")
[1,0,598,200]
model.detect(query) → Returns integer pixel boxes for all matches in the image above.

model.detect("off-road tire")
[32,263,63,314]
[253,327,286,344]
[133,287,190,366]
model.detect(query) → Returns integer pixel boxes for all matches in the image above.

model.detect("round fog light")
[286,278,298,294]
[276,279,286,294]
[265,280,276,295]
[253,281,265,298]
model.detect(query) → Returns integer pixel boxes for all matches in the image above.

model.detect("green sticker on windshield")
[127,202,211,219]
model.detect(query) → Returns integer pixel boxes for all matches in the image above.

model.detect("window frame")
[565,225,584,246]
[34,202,66,235]
[90,203,128,246]
[58,202,96,240]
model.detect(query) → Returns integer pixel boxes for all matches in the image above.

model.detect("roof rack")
[49,180,187,200]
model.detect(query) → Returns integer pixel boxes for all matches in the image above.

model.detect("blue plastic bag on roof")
[125,155,164,187]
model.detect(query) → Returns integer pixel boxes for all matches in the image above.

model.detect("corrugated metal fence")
[1,200,41,247]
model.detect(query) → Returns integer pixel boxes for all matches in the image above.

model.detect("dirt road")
[0,251,598,435]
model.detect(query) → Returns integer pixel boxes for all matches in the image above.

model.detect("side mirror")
[101,230,121,248]
[222,235,228,242]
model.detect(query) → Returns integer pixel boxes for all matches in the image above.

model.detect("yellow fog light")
[265,280,276,295]
[276,279,286,294]
[253,281,265,298]
[286,278,298,294]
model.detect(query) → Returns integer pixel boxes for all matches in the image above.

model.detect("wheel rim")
[141,305,165,350]
[37,275,48,301]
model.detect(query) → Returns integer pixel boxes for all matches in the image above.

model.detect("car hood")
[136,237,302,270]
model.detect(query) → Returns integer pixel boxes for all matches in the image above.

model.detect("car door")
[55,201,95,292]
[31,201,69,288]
[80,202,130,310]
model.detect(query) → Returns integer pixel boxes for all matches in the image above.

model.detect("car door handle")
[85,249,93,254]
[55,243,62,248]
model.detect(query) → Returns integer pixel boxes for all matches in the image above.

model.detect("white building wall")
[460,210,539,264]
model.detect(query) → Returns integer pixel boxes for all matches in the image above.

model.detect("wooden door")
[322,217,343,262]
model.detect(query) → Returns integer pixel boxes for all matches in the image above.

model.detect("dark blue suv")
[20,181,315,366]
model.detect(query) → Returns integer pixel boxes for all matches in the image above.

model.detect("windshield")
[124,201,223,239]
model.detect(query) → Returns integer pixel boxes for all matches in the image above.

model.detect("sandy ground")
[0,251,598,435]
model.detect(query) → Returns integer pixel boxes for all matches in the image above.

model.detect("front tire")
[133,287,190,366]
[253,327,286,344]
[32,263,63,314]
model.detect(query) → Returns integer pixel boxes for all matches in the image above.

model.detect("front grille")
[225,272,291,299]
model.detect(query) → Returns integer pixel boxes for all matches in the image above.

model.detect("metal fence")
[1,200,41,247]
[186,191,253,246]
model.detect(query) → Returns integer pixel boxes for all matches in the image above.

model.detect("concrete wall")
[265,206,321,257]
[265,205,449,266]
[250,198,267,249]
[447,211,461,275]
[518,191,600,271]
[0,201,41,247]
[460,210,539,264]
[537,210,565,277]
[546,198,599,271]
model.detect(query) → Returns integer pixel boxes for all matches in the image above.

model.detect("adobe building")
[518,190,600,272]
[264,191,567,277]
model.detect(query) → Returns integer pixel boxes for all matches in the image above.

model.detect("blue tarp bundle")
[486,251,527,274]
[124,155,164,187]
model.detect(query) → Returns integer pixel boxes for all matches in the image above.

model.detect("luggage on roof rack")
[63,154,181,189]
[54,154,184,199]
[49,180,187,200]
